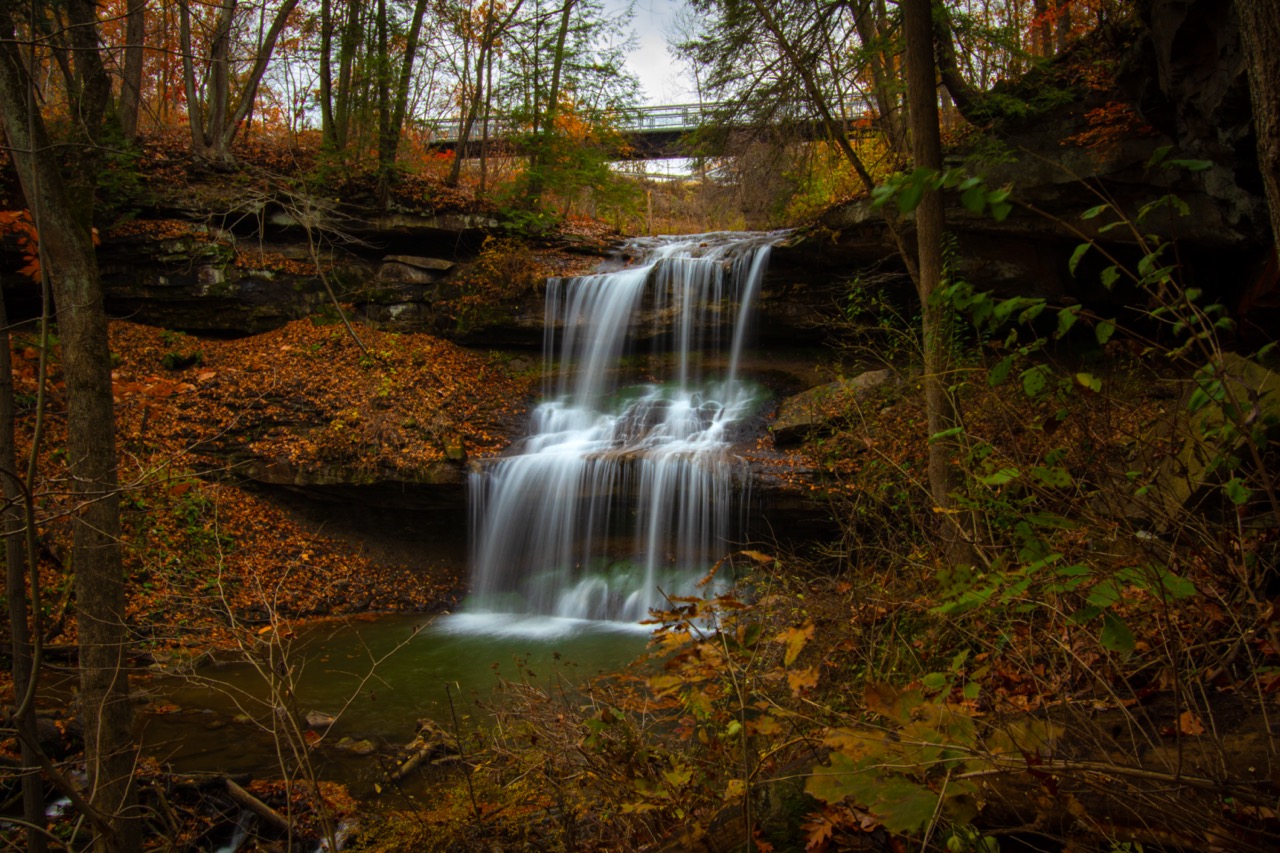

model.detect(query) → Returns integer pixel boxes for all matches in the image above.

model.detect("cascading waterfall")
[464,231,782,628]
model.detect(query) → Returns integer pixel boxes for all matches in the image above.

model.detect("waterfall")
[464,232,782,628]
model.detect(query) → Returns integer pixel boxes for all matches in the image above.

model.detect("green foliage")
[159,330,205,370]
[871,169,1013,221]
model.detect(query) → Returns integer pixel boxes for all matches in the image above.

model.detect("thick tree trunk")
[903,0,968,561]
[1237,0,1280,263]
[933,0,989,125]
[0,10,139,851]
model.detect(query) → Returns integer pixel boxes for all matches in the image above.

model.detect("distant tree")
[445,0,528,188]
[119,0,146,141]
[493,0,638,213]
[179,0,301,164]
[376,0,433,200]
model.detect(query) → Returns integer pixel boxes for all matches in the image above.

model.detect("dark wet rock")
[335,737,378,756]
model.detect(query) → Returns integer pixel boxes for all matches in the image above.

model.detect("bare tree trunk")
[319,0,336,146]
[119,0,146,141]
[0,6,139,849]
[933,0,988,125]
[206,1,235,158]
[903,0,968,561]
[179,0,203,153]
[1,291,45,853]
[851,0,906,155]
[448,10,486,188]
[378,0,430,202]
[526,0,577,204]
[1238,0,1280,264]
[335,3,364,150]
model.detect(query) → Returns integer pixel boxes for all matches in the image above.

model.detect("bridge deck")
[425,102,873,159]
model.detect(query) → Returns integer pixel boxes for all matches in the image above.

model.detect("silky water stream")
[141,231,783,791]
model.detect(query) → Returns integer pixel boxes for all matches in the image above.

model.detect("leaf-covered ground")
[1,319,538,660]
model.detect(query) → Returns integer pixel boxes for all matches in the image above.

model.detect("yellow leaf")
[775,620,815,666]
[747,715,782,736]
[788,667,819,697]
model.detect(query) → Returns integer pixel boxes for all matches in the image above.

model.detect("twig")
[446,681,482,821]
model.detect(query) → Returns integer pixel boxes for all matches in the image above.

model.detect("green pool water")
[140,613,651,794]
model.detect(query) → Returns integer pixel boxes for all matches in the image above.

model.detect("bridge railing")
[422,100,872,144]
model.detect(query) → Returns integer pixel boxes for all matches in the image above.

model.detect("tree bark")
[1,291,45,853]
[119,0,146,141]
[334,3,364,150]
[319,0,336,147]
[903,0,968,561]
[933,0,989,125]
[0,8,140,850]
[1237,0,1280,263]
[182,0,299,163]
[527,0,578,204]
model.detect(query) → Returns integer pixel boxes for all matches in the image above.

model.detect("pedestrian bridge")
[426,102,871,160]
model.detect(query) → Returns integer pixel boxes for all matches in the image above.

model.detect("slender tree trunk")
[206,1,235,157]
[851,0,906,157]
[217,0,299,158]
[387,0,431,156]
[335,3,363,150]
[448,7,488,189]
[179,0,203,153]
[903,0,968,561]
[320,0,336,146]
[1,293,45,853]
[0,10,139,850]
[480,44,494,193]
[119,0,146,141]
[1237,0,1280,264]
[527,0,576,203]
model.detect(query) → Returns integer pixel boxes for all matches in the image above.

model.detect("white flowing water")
[465,232,783,627]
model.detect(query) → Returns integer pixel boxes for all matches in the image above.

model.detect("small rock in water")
[305,710,337,730]
[335,737,377,755]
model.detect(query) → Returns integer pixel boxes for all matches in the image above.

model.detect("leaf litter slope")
[3,319,536,655]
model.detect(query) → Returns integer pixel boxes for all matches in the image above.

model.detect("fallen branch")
[224,778,290,835]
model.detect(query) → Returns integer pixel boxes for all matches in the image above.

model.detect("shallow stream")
[141,614,650,794]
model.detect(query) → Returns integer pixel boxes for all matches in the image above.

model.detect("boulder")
[334,737,377,756]
[771,368,899,446]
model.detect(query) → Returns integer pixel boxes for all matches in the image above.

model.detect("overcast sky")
[616,0,699,104]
